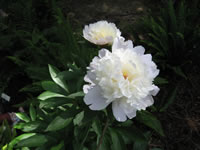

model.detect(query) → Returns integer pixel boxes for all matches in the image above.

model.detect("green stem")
[96,118,109,150]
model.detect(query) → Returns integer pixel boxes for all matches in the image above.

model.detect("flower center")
[123,73,128,80]
[122,63,137,82]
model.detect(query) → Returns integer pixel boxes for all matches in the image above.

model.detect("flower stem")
[96,118,109,150]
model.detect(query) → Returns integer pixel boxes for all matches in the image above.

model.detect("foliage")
[0,0,98,94]
[132,0,200,79]
[0,120,17,149]
[5,64,165,149]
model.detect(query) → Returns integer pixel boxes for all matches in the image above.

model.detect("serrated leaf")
[48,64,69,93]
[16,113,30,123]
[136,111,164,136]
[37,91,66,101]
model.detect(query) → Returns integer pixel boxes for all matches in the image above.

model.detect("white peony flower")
[83,20,121,45]
[83,38,160,122]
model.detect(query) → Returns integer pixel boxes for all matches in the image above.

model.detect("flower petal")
[98,49,108,58]
[144,95,154,106]
[150,85,160,96]
[112,37,133,51]
[132,46,145,55]
[126,109,137,119]
[112,101,127,122]
[83,21,121,45]
[84,85,110,110]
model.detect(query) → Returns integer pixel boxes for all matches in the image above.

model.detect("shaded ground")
[160,66,200,150]
[60,0,160,32]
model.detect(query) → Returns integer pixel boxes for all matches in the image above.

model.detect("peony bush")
[6,20,164,150]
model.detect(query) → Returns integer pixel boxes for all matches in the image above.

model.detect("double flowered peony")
[83,37,160,122]
[83,20,121,45]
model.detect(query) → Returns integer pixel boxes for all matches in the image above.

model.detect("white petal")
[150,85,160,96]
[84,85,110,110]
[98,49,108,58]
[132,46,145,55]
[112,101,127,122]
[112,37,133,51]
[86,71,96,82]
[142,54,159,78]
[83,21,121,45]
[83,85,91,94]
[142,54,153,65]
[126,109,137,119]
[143,95,154,107]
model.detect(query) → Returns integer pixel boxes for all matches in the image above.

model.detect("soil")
[60,0,160,32]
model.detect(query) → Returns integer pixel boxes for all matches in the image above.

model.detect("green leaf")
[116,126,147,143]
[109,128,127,150]
[92,118,102,137]
[133,131,151,150]
[46,117,72,132]
[21,147,30,150]
[73,111,84,126]
[57,71,78,81]
[29,104,36,121]
[172,66,187,79]
[14,121,46,132]
[154,77,168,85]
[160,86,178,112]
[37,91,66,101]
[8,133,36,150]
[16,134,50,148]
[16,113,30,123]
[45,109,80,132]
[151,148,163,150]
[98,134,111,150]
[41,81,67,95]
[50,140,65,150]
[39,97,73,108]
[133,141,148,150]
[66,91,84,99]
[19,82,42,92]
[48,64,69,93]
[136,111,164,136]
[74,126,90,150]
